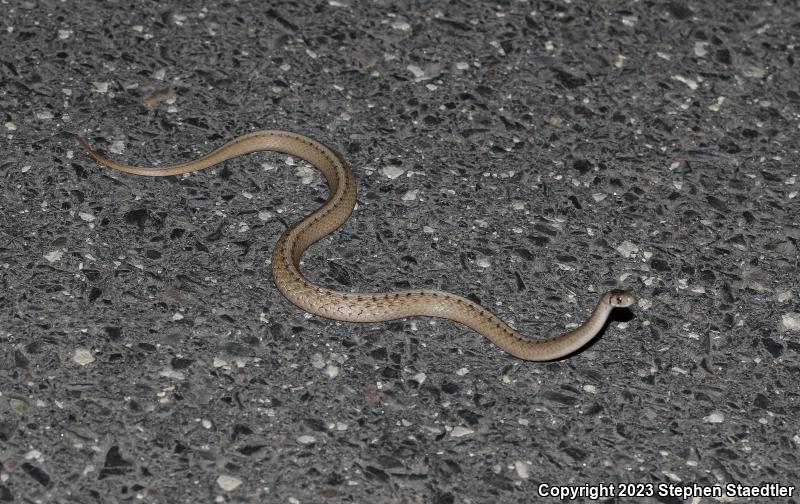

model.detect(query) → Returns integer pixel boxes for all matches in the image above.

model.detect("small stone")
[79,212,96,222]
[407,64,426,80]
[23,449,42,461]
[216,475,242,491]
[746,280,771,292]
[450,426,474,438]
[325,365,339,378]
[311,353,325,369]
[741,64,766,78]
[702,412,724,424]
[514,461,530,479]
[708,96,725,112]
[44,250,63,263]
[381,165,405,179]
[672,75,698,90]
[694,41,708,57]
[782,313,800,331]
[109,140,125,155]
[159,369,185,380]
[390,20,411,31]
[73,348,95,366]
[10,399,27,413]
[616,241,639,258]
[401,189,418,201]
[92,82,109,93]
[297,435,316,445]
[295,165,316,185]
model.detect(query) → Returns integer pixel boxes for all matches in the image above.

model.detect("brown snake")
[73,130,634,361]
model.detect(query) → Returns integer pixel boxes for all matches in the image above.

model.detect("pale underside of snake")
[72,130,635,361]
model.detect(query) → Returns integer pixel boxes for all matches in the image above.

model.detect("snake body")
[74,130,634,361]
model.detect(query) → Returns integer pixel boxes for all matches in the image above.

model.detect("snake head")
[603,289,635,308]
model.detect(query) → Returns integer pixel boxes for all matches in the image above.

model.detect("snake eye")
[605,289,634,308]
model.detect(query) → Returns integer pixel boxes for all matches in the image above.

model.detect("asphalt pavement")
[1,1,798,502]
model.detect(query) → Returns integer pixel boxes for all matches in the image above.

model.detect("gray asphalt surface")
[1,1,799,503]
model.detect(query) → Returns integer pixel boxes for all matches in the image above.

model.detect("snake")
[72,130,634,361]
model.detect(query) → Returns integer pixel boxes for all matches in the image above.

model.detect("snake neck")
[555,300,613,354]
